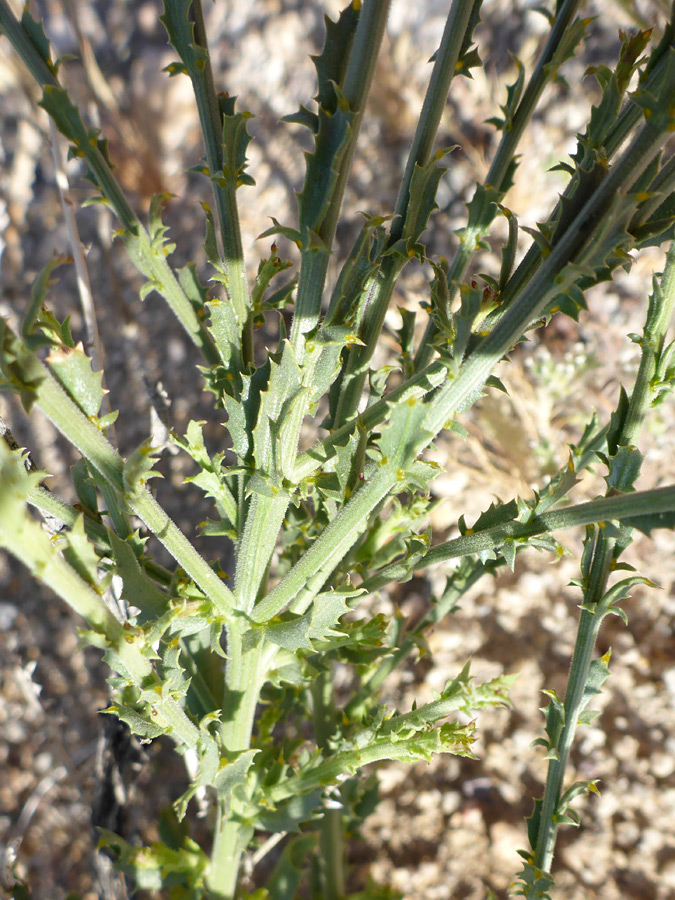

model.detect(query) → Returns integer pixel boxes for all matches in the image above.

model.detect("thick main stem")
[209,812,253,900]
[312,669,346,900]
[209,625,265,896]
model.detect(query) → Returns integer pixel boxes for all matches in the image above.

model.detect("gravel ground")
[1,2,675,898]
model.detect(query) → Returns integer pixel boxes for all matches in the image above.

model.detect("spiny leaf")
[160,0,208,81]
[446,0,483,80]
[543,16,593,85]
[201,201,228,288]
[456,182,504,252]
[326,214,389,327]
[108,531,168,622]
[102,704,168,741]
[218,95,256,189]
[471,497,520,531]
[123,440,164,494]
[20,6,55,72]
[376,397,434,468]
[206,297,245,399]
[172,420,238,531]
[498,205,519,290]
[264,834,316,900]
[71,458,100,517]
[59,514,104,591]
[512,857,555,900]
[298,86,356,237]
[178,262,209,316]
[156,636,192,702]
[486,55,524,131]
[46,342,106,419]
[252,340,304,477]
[534,689,565,759]
[96,829,208,891]
[594,576,657,619]
[39,85,115,191]
[263,612,314,652]
[174,746,258,821]
[604,444,644,492]
[577,651,611,722]
[148,192,176,256]
[308,587,360,642]
[306,325,363,412]
[21,256,71,344]
[258,589,356,653]
[251,245,293,311]
[501,538,517,570]
[0,319,46,413]
[377,664,514,736]
[258,217,304,249]
[557,779,600,821]
[387,149,454,261]
[283,2,359,125]
[626,508,675,536]
[222,363,268,463]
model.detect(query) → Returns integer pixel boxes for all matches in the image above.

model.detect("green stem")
[3,330,237,615]
[208,806,254,899]
[0,462,200,749]
[322,0,391,249]
[289,248,333,357]
[486,0,584,191]
[622,239,675,443]
[531,238,675,875]
[233,2,392,625]
[422,114,673,438]
[233,492,290,614]
[330,0,478,427]
[413,0,585,371]
[0,492,125,640]
[290,0,391,352]
[252,464,399,622]
[0,0,218,365]
[361,484,675,592]
[533,532,613,872]
[185,0,252,359]
[469,101,675,353]
[348,421,609,719]
[122,229,220,364]
[312,670,346,900]
[329,258,401,427]
[27,484,174,586]
[234,2,392,614]
[294,360,449,481]
[392,0,478,240]
[267,722,473,805]
[129,489,235,618]
[99,481,132,539]
[220,626,264,751]
[209,625,264,896]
